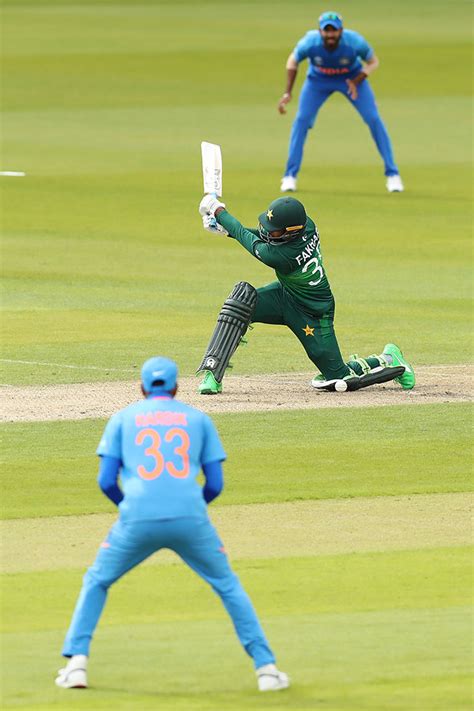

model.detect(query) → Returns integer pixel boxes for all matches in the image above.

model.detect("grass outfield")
[2,403,472,519]
[1,0,472,709]
[1,405,473,708]
[2,552,472,709]
[1,0,472,384]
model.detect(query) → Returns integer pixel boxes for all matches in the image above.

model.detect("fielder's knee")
[211,571,242,598]
[364,113,381,128]
[294,115,314,131]
[84,566,114,591]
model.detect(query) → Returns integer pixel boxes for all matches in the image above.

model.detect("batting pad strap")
[197,282,257,382]
[348,354,371,375]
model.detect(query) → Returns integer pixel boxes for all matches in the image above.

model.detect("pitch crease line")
[0,359,136,373]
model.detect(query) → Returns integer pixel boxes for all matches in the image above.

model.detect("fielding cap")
[319,11,343,30]
[141,356,178,393]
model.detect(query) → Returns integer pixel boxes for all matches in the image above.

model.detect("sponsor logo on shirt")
[315,66,350,75]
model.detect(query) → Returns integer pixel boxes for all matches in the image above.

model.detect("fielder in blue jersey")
[279,11,404,193]
[55,356,289,693]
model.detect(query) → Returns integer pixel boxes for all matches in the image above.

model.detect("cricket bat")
[201,141,222,197]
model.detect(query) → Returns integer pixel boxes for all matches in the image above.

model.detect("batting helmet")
[258,197,307,244]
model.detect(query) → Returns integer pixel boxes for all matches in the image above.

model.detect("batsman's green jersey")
[217,209,351,380]
[217,210,333,315]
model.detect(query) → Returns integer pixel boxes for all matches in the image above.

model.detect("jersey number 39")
[135,427,190,480]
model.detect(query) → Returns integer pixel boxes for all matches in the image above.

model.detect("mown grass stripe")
[1,492,471,574]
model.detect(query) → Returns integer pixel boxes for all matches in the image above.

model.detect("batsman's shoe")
[312,373,337,389]
[256,664,290,692]
[386,174,404,192]
[198,370,222,395]
[382,343,415,390]
[311,372,355,390]
[55,655,88,689]
[280,176,297,192]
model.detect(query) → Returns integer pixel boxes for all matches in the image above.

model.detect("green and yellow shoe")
[198,370,222,395]
[382,344,415,390]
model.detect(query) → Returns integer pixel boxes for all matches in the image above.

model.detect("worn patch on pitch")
[0,364,472,422]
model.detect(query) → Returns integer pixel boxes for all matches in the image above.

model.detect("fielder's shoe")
[256,663,290,692]
[280,176,297,192]
[198,370,222,395]
[382,343,415,390]
[386,174,404,192]
[55,655,88,689]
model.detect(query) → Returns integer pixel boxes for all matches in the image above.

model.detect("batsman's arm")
[216,209,291,271]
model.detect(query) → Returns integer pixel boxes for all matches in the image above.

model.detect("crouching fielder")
[56,356,288,693]
[197,194,415,394]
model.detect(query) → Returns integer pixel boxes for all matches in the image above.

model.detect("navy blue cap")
[141,356,178,393]
[319,11,343,30]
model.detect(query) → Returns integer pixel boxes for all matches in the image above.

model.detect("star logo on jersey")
[266,209,273,220]
[303,324,315,337]
[340,57,350,65]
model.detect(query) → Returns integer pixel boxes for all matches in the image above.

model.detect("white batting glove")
[202,214,229,235]
[199,194,226,216]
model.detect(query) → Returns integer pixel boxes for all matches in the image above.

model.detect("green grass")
[1,0,472,708]
[2,403,472,519]
[2,550,472,709]
[1,1,472,385]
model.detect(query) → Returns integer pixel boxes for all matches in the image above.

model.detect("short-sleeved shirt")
[97,396,226,521]
[294,29,373,79]
[217,210,334,317]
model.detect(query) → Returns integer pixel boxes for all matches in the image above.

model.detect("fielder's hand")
[346,73,367,101]
[345,79,358,101]
[278,92,291,114]
[199,194,226,217]
[202,214,229,236]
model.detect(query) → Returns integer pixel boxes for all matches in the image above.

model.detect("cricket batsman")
[196,194,415,395]
[278,11,403,193]
[55,356,289,693]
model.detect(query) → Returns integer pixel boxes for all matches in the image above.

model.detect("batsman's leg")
[252,281,286,325]
[282,297,351,381]
[314,346,415,391]
[197,281,257,394]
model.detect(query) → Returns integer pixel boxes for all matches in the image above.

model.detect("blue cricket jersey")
[97,395,226,521]
[294,29,373,79]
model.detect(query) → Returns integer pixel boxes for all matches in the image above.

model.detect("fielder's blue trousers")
[284,75,399,177]
[62,516,275,669]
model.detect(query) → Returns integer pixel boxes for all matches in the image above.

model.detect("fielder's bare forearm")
[277,54,298,112]
[353,54,379,85]
[284,53,298,94]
